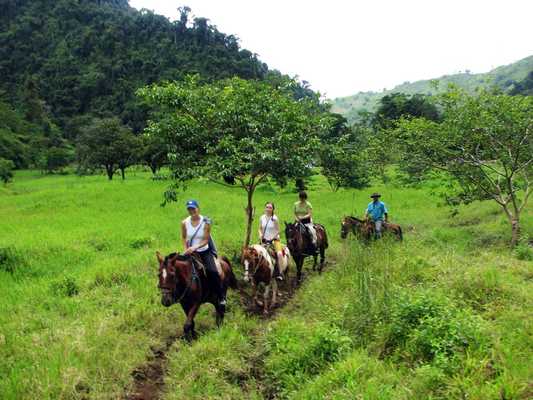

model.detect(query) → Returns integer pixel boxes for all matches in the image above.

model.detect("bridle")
[160,256,199,303]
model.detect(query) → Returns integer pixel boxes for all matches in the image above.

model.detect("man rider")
[364,192,388,239]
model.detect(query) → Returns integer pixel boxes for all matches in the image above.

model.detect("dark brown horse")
[285,222,328,282]
[341,216,403,241]
[156,251,237,339]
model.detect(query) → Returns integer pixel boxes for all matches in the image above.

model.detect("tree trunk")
[150,163,157,175]
[244,187,255,248]
[511,218,521,247]
[120,167,125,180]
[106,165,114,180]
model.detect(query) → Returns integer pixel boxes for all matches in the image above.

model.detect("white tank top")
[260,214,279,241]
[185,215,209,252]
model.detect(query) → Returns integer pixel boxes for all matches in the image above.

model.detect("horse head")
[156,251,189,307]
[241,246,260,283]
[284,222,302,251]
[340,216,365,239]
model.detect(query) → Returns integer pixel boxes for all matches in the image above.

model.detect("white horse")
[242,244,291,314]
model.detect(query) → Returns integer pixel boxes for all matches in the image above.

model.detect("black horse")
[285,222,328,282]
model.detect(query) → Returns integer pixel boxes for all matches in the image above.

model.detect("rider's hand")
[184,247,194,255]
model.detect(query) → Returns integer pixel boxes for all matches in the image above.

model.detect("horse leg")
[183,303,200,341]
[252,282,262,308]
[215,301,225,327]
[271,278,278,309]
[263,283,270,315]
[319,245,325,273]
[313,254,318,271]
[296,257,303,284]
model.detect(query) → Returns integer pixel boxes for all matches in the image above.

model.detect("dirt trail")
[125,335,178,400]
[125,261,329,400]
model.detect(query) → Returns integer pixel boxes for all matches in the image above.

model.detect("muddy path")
[125,260,330,400]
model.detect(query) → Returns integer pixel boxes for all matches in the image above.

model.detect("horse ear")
[156,251,163,264]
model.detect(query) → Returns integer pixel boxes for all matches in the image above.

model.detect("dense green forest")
[332,55,533,123]
[0,0,308,170]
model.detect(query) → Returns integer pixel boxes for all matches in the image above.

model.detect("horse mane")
[164,252,190,263]
[347,216,365,223]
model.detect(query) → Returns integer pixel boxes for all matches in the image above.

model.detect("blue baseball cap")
[185,199,199,209]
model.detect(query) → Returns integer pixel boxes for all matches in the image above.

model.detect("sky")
[128,0,533,99]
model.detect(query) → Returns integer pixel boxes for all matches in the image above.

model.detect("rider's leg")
[306,223,318,245]
[199,250,225,305]
[274,240,284,280]
[375,220,383,239]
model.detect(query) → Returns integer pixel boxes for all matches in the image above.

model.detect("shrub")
[381,290,487,372]
[0,247,24,274]
[265,321,352,395]
[89,271,130,289]
[129,236,154,249]
[50,276,79,297]
[514,240,533,261]
[0,158,15,184]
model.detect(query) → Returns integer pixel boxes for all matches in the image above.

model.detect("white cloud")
[129,0,533,98]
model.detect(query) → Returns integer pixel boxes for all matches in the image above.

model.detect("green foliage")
[319,114,370,191]
[382,291,487,372]
[139,75,332,245]
[0,247,24,274]
[38,146,74,173]
[0,158,15,184]
[514,239,533,261]
[77,117,140,180]
[265,320,352,395]
[0,0,269,134]
[394,89,533,245]
[332,55,533,123]
[372,93,440,130]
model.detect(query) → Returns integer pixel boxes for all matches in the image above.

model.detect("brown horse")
[156,251,237,339]
[341,216,403,241]
[285,222,328,282]
[241,244,290,314]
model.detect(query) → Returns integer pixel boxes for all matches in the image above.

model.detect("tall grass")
[1,169,532,399]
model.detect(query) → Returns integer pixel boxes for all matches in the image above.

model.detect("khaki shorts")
[272,239,283,253]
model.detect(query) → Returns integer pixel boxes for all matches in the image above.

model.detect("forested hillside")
[0,0,279,169]
[332,55,533,122]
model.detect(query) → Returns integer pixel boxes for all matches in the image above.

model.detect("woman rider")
[294,191,317,246]
[181,199,225,305]
[258,202,284,280]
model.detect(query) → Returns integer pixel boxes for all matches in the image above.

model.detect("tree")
[319,113,370,191]
[141,133,167,175]
[139,75,331,247]
[395,89,533,246]
[77,117,139,180]
[0,158,15,184]
[38,146,73,174]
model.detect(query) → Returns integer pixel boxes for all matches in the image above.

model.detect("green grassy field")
[1,170,532,399]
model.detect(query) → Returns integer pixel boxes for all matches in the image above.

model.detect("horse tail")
[222,256,238,289]
[398,226,403,241]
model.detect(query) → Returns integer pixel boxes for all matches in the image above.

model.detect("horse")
[341,216,403,241]
[241,244,291,314]
[155,251,237,340]
[340,216,370,240]
[285,222,328,282]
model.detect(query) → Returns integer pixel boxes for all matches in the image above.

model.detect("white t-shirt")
[260,214,279,241]
[184,215,209,252]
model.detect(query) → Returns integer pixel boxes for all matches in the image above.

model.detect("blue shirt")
[367,201,388,221]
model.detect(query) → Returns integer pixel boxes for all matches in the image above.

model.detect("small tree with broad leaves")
[395,88,532,246]
[138,75,331,247]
